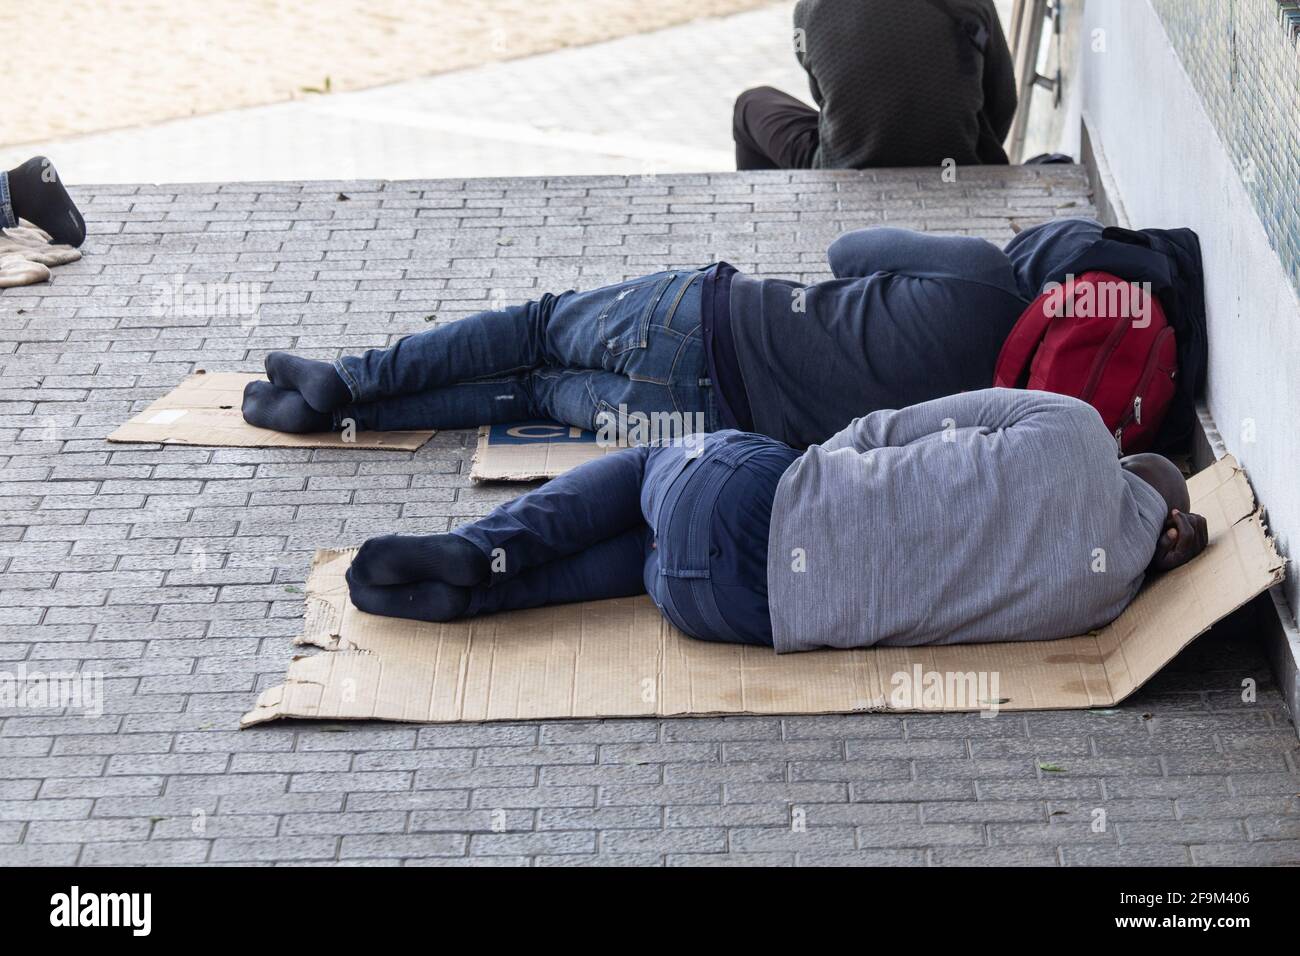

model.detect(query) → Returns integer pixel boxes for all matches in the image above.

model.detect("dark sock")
[265,351,351,414]
[345,569,471,623]
[349,533,490,588]
[241,380,333,433]
[5,157,86,247]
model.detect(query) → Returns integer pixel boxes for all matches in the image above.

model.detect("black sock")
[349,533,490,588]
[241,380,333,433]
[5,157,86,247]
[345,569,471,623]
[265,352,351,414]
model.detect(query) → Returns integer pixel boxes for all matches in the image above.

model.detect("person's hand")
[1150,509,1209,572]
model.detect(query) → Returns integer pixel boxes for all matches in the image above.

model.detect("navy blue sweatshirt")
[727,228,1029,449]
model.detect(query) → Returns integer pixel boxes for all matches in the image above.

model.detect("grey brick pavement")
[1,166,1297,866]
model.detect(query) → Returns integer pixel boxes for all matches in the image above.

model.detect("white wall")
[1081,0,1300,618]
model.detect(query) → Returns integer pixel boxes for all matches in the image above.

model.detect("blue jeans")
[332,269,721,433]
[449,431,792,645]
[0,172,18,229]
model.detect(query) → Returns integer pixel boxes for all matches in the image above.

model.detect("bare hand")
[1150,509,1209,572]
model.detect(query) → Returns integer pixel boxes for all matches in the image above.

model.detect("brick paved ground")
[1,166,1297,866]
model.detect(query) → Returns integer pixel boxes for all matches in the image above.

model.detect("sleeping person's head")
[1120,453,1209,572]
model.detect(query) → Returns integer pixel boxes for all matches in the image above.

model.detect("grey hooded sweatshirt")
[765,389,1168,653]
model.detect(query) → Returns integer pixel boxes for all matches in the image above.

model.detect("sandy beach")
[6,0,775,147]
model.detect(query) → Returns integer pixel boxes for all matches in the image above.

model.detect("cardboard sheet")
[242,456,1284,726]
[470,421,617,481]
[108,371,434,451]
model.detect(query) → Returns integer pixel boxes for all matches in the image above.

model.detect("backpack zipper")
[1112,326,1175,452]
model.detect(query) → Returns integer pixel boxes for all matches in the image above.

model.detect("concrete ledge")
[1084,114,1300,734]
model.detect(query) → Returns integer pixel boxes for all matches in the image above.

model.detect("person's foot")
[4,157,86,247]
[264,351,351,413]
[349,533,490,588]
[241,379,333,433]
[345,569,471,623]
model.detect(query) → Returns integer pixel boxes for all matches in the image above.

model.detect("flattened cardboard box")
[470,421,616,481]
[242,456,1283,726]
[108,371,435,451]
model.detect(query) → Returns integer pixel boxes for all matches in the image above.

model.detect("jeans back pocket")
[598,273,675,359]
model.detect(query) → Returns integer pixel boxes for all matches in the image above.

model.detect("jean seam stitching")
[0,172,16,230]
[331,358,362,402]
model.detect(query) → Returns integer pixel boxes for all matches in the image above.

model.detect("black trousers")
[732,86,820,170]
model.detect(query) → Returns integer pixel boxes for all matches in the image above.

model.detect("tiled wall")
[1150,0,1300,291]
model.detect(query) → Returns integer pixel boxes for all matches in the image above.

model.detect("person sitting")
[342,389,1208,652]
[732,0,1017,171]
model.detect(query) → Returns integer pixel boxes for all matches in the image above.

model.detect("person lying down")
[344,389,1208,652]
[240,227,1036,450]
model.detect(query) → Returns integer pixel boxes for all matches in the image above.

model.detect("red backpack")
[993,271,1179,454]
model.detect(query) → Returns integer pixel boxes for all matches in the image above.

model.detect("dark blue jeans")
[449,430,795,645]
[0,170,17,229]
[332,269,720,433]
